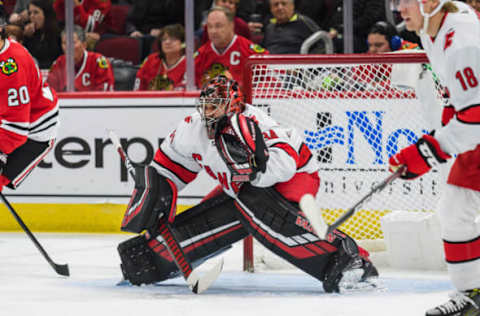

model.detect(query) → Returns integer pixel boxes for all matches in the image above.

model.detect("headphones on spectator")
[368,21,402,51]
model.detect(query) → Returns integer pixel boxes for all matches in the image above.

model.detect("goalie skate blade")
[186,258,224,294]
[300,194,328,239]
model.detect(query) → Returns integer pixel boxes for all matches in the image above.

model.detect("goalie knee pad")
[122,165,177,233]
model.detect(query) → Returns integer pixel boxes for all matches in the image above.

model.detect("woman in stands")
[23,0,62,69]
[133,23,186,91]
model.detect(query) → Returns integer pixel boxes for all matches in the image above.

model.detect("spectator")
[126,0,185,38]
[325,0,385,53]
[296,0,335,32]
[200,0,251,45]
[53,0,111,33]
[467,0,480,12]
[261,0,320,54]
[8,0,30,26]
[23,0,62,69]
[5,24,24,43]
[47,25,114,92]
[53,0,112,50]
[367,21,418,53]
[194,6,268,89]
[134,24,186,91]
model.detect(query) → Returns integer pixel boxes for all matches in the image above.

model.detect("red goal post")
[241,53,446,271]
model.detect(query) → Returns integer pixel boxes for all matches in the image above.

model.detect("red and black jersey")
[54,0,111,33]
[0,39,59,154]
[194,35,268,89]
[134,54,186,91]
[47,51,114,92]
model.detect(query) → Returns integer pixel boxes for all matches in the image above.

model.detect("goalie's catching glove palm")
[215,113,269,182]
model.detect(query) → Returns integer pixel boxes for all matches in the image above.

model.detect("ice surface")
[0,233,453,316]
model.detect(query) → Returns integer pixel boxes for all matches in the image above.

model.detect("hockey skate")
[321,234,378,293]
[426,289,480,316]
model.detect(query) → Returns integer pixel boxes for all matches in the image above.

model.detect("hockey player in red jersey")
[0,5,59,192]
[117,75,378,293]
[391,1,480,315]
[47,25,114,92]
[194,6,268,89]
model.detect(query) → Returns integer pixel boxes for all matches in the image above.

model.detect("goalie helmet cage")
[241,53,446,272]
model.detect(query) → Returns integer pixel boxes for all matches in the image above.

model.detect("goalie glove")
[389,134,451,180]
[0,151,6,174]
[215,113,269,182]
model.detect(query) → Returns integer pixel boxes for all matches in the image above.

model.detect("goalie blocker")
[118,178,378,293]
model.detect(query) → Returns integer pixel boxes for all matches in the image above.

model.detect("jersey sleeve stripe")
[271,142,300,167]
[154,148,198,184]
[1,121,30,136]
[456,104,480,124]
[297,143,313,169]
[30,109,59,132]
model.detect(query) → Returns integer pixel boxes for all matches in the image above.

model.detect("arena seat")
[95,36,143,65]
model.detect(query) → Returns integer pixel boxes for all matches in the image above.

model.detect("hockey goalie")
[117,75,378,293]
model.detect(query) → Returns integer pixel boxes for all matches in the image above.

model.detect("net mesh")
[247,54,447,241]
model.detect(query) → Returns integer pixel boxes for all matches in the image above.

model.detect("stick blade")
[186,258,224,294]
[54,263,70,277]
[300,194,328,239]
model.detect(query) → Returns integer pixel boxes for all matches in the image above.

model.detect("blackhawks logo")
[201,63,233,85]
[149,74,174,91]
[250,44,265,54]
[0,58,18,76]
[97,56,109,69]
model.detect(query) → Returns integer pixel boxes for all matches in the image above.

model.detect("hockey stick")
[0,193,69,276]
[300,166,406,240]
[108,130,223,294]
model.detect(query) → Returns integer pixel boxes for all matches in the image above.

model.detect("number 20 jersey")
[0,39,59,154]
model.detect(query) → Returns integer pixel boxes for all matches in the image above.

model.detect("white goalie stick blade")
[299,194,328,239]
[186,258,224,294]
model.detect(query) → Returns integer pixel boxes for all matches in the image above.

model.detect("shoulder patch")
[97,56,109,69]
[184,116,192,123]
[249,44,265,54]
[0,58,18,76]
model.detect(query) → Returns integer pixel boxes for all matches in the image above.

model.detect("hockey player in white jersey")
[117,75,378,293]
[391,1,480,315]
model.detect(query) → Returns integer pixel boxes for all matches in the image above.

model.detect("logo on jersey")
[149,74,174,91]
[97,56,109,69]
[249,44,265,54]
[0,58,18,76]
[201,63,232,86]
[444,30,455,51]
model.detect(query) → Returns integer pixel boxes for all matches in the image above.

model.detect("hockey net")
[242,53,447,271]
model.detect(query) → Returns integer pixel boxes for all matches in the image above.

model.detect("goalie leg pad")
[118,191,248,285]
[122,166,177,233]
[235,184,377,293]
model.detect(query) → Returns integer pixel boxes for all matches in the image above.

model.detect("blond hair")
[442,1,459,13]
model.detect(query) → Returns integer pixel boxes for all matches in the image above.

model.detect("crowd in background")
[1,0,478,92]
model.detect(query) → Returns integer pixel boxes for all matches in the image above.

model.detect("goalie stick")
[300,166,406,240]
[0,193,69,276]
[108,130,223,294]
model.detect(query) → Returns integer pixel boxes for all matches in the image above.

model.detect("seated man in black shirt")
[262,0,320,54]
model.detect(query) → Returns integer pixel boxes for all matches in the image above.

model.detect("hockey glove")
[215,113,269,182]
[0,151,6,174]
[122,165,178,233]
[389,134,450,180]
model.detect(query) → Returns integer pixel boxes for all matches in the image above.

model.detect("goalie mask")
[196,75,245,139]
